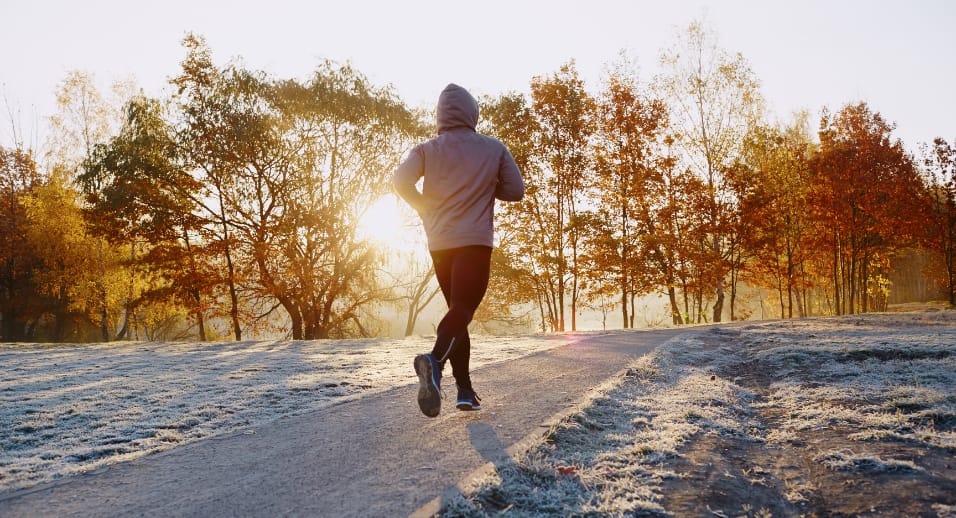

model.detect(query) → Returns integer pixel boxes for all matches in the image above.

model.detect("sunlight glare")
[356,195,422,253]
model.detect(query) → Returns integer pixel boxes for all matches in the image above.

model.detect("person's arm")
[392,147,428,213]
[495,146,524,202]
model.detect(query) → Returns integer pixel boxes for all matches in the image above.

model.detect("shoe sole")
[456,402,481,411]
[414,355,441,417]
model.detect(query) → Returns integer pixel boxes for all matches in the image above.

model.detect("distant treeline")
[1,22,954,342]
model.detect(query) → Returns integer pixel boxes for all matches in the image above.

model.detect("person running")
[392,83,525,418]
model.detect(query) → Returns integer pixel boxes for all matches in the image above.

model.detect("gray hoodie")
[393,84,524,251]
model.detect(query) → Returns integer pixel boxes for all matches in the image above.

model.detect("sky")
[1,0,954,154]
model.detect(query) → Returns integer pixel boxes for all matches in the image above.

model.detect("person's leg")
[416,246,490,417]
[412,248,454,418]
[430,246,491,366]
[447,330,472,391]
[429,247,453,375]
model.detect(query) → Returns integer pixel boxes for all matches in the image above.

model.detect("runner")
[392,83,525,417]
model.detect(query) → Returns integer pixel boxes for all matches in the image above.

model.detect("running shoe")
[456,386,481,411]
[413,353,442,417]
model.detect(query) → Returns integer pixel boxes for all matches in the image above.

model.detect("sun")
[356,194,423,253]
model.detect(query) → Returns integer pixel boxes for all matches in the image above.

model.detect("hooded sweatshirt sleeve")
[392,145,428,214]
[495,146,524,202]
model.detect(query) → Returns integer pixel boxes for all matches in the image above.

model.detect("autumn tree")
[471,235,539,334]
[810,102,925,314]
[259,63,420,339]
[2,144,128,341]
[920,137,956,305]
[0,145,43,340]
[172,34,262,340]
[656,20,763,322]
[585,62,670,328]
[23,174,121,340]
[731,114,815,318]
[479,92,555,331]
[173,35,421,340]
[81,95,215,340]
[529,62,596,331]
[640,161,682,323]
[47,71,130,340]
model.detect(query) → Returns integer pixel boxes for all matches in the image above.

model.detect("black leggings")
[429,245,492,392]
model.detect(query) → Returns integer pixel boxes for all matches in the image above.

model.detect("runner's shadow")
[438,422,515,512]
[417,421,517,517]
[466,422,512,468]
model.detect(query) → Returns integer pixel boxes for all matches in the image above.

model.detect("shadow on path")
[418,422,516,518]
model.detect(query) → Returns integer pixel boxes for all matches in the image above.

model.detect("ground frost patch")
[444,311,956,517]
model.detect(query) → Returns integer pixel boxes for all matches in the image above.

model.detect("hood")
[437,83,478,133]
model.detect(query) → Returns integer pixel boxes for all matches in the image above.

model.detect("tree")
[472,235,539,334]
[479,92,555,331]
[656,20,763,322]
[47,70,129,341]
[920,137,956,305]
[172,34,256,340]
[81,95,214,340]
[587,62,670,328]
[732,114,815,318]
[98,33,431,341]
[0,145,43,340]
[259,62,421,339]
[23,174,116,341]
[529,61,596,331]
[394,256,440,337]
[174,37,421,340]
[811,102,925,314]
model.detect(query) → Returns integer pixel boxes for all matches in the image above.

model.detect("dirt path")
[0,328,682,518]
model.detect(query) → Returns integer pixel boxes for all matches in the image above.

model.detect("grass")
[442,311,956,517]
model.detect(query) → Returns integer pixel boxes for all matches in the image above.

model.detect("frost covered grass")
[814,450,923,473]
[0,334,568,493]
[444,310,956,517]
[744,312,956,451]
[444,334,764,516]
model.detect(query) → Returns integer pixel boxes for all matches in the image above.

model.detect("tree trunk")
[668,286,682,325]
[629,292,636,329]
[405,276,440,337]
[860,257,869,313]
[224,242,242,340]
[786,241,795,319]
[682,279,690,324]
[948,221,956,306]
[777,269,785,320]
[537,291,550,333]
[712,278,724,323]
[846,243,859,315]
[97,237,109,342]
[620,282,629,330]
[54,285,67,341]
[730,267,738,321]
[833,234,841,316]
[289,307,304,340]
[217,188,242,341]
[557,255,565,332]
[116,241,138,341]
[193,288,207,341]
